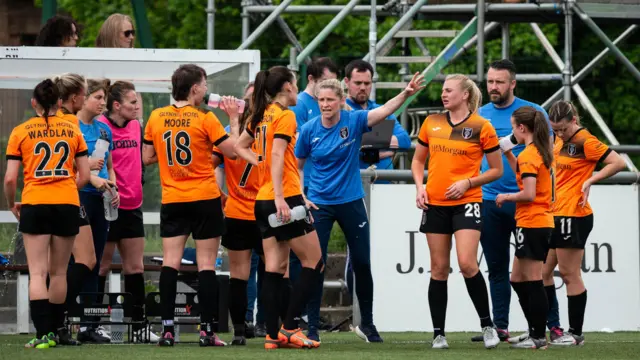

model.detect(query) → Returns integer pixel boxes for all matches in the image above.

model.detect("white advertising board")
[370,184,640,332]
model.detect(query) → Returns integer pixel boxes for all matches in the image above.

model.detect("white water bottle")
[204,93,246,113]
[499,133,518,152]
[215,247,224,271]
[268,205,307,228]
[91,139,109,175]
[110,304,125,344]
[102,186,118,221]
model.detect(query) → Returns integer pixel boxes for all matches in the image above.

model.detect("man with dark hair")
[343,60,411,175]
[290,57,339,132]
[472,59,562,344]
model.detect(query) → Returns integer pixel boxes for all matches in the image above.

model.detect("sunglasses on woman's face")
[124,29,136,37]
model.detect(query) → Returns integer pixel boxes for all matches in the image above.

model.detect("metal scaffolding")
[235,0,640,171]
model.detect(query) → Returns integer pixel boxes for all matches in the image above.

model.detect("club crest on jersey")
[462,127,473,139]
[567,143,577,156]
[99,128,109,141]
[340,126,349,139]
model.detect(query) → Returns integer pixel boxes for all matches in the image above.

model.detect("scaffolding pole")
[573,4,640,83]
[207,0,215,49]
[530,23,637,172]
[476,0,485,82]
[563,0,574,101]
[288,47,298,72]
[363,0,428,62]
[244,3,561,15]
[501,23,510,60]
[242,1,251,42]
[401,72,561,83]
[370,0,377,100]
[238,0,294,50]
[542,25,638,109]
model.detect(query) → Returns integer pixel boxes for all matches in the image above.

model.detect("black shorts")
[419,202,483,234]
[108,207,145,242]
[515,227,553,261]
[222,218,263,255]
[19,204,80,237]
[160,198,225,240]
[79,204,89,227]
[254,195,315,242]
[550,214,594,250]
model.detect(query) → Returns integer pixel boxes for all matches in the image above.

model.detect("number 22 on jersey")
[34,140,71,178]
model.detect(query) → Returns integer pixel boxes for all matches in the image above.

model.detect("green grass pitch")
[2,331,639,359]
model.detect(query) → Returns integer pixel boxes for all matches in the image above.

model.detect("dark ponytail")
[33,79,60,128]
[532,111,553,169]
[249,66,296,131]
[512,106,553,169]
[250,70,270,132]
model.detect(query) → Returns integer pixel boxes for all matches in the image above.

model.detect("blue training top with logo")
[345,98,412,171]
[295,109,371,205]
[290,91,322,190]
[478,97,550,201]
[79,119,113,193]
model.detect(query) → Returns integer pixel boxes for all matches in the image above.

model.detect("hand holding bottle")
[204,93,245,113]
[221,96,240,120]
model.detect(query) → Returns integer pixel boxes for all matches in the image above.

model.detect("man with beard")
[471,59,562,343]
[344,60,411,176]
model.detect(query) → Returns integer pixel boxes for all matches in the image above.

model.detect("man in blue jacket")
[344,60,411,175]
[473,59,562,343]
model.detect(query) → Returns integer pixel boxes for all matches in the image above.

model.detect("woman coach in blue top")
[295,73,424,343]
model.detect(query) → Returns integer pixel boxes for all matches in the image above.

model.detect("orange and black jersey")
[6,115,88,206]
[552,128,611,217]
[144,105,229,204]
[214,141,260,221]
[246,103,301,201]
[515,143,555,228]
[57,108,80,127]
[417,112,500,206]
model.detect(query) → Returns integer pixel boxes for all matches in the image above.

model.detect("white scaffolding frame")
[238,0,640,172]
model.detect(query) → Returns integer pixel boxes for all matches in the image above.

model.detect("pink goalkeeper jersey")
[98,114,143,210]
